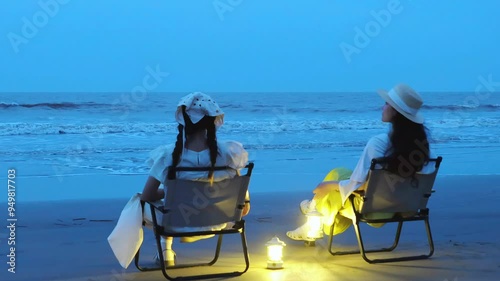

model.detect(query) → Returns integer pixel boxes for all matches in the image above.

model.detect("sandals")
[300,200,314,215]
[286,224,315,242]
[154,249,176,267]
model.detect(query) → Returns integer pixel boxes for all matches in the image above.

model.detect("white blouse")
[147,140,249,184]
[145,140,249,232]
[338,133,436,204]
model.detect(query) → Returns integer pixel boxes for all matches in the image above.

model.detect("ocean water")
[1,92,499,183]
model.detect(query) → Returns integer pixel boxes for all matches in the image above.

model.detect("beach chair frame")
[328,157,442,263]
[135,163,253,280]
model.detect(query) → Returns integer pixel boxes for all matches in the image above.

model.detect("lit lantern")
[306,210,323,239]
[266,236,286,269]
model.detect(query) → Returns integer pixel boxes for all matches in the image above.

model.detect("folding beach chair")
[328,157,443,263]
[135,163,254,280]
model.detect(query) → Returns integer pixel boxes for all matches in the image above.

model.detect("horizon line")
[2,91,499,94]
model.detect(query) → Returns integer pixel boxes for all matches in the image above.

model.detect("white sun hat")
[377,83,424,124]
[175,92,224,127]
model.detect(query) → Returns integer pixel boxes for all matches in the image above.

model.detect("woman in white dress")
[286,84,436,241]
[141,92,250,265]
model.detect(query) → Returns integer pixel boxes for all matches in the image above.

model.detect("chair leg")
[355,219,434,264]
[240,229,250,274]
[161,236,224,270]
[208,234,224,265]
[354,222,372,263]
[328,220,395,256]
[134,244,162,272]
[328,221,364,255]
[157,230,249,281]
[328,221,347,255]
[329,220,425,262]
[327,220,343,255]
[157,235,178,280]
[386,221,403,251]
[134,228,165,272]
[424,217,435,258]
[352,221,397,263]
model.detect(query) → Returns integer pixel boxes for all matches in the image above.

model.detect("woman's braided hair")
[168,105,218,182]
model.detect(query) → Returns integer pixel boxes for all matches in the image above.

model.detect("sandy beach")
[1,174,499,281]
[3,1,500,280]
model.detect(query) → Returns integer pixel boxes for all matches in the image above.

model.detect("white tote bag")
[108,193,144,269]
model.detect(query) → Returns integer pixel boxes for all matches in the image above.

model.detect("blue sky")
[0,0,499,92]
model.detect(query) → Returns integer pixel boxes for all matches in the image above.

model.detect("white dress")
[338,133,436,204]
[108,140,248,268]
[143,140,249,231]
[147,140,248,184]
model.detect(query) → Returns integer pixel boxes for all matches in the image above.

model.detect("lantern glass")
[266,236,286,269]
[267,245,283,262]
[306,211,323,239]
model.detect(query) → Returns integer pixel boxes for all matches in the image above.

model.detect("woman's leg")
[163,237,175,263]
[316,190,354,235]
[163,237,173,250]
[287,168,353,240]
[316,167,353,236]
[155,237,176,266]
[322,167,352,182]
[144,200,176,265]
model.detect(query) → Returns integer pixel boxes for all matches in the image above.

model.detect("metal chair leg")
[356,220,434,263]
[424,218,434,258]
[158,230,250,280]
[329,218,434,263]
[240,229,250,273]
[208,234,223,266]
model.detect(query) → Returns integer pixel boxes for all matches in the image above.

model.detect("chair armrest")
[352,190,365,197]
[370,157,389,169]
[142,200,167,213]
[243,162,254,177]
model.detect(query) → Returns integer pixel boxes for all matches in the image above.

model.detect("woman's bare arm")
[140,176,164,202]
[242,190,250,216]
[312,181,340,201]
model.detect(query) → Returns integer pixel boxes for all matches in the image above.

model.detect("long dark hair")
[168,106,218,182]
[386,112,430,177]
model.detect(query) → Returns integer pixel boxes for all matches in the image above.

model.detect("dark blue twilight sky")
[0,0,499,92]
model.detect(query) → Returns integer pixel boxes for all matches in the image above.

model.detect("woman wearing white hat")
[138,92,250,265]
[287,84,436,241]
